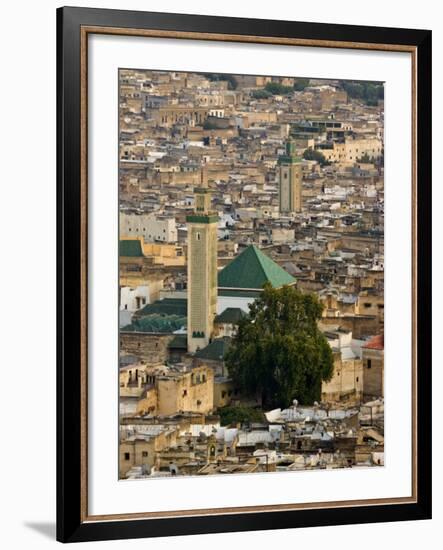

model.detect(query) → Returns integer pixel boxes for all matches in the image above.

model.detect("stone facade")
[322,353,363,402]
[321,137,382,164]
[119,427,179,478]
[148,105,210,127]
[156,366,214,415]
[362,337,384,398]
[120,332,172,363]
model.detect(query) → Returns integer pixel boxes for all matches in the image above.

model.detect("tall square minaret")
[278,139,303,214]
[186,166,218,353]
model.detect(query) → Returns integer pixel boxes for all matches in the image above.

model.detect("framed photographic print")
[57,6,432,543]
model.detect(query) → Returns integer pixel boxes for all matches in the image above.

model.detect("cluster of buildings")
[118,69,385,479]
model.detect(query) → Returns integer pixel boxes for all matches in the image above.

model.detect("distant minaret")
[186,165,218,353]
[278,139,303,214]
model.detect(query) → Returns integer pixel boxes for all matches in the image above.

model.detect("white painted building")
[120,213,177,242]
[120,285,151,312]
[119,284,164,328]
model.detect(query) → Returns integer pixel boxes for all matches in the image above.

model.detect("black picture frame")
[57,6,432,543]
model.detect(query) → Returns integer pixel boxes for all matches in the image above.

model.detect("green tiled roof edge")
[277,155,302,164]
[186,214,219,224]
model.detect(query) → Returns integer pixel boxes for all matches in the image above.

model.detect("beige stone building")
[356,293,384,329]
[156,365,214,416]
[320,137,382,164]
[120,332,172,363]
[322,352,363,402]
[361,334,384,398]
[213,378,237,408]
[119,237,185,287]
[147,105,210,127]
[309,87,348,110]
[120,362,214,417]
[119,425,179,478]
[321,329,363,402]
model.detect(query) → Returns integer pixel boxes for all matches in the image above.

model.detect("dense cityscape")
[118,69,384,479]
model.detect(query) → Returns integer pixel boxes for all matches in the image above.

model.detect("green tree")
[218,406,265,426]
[251,89,272,99]
[302,148,330,166]
[264,82,293,95]
[226,284,334,409]
[203,119,219,130]
[340,80,384,106]
[293,78,310,91]
[203,73,238,90]
[356,152,372,163]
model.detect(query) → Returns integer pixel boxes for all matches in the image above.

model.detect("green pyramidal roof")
[218,245,296,290]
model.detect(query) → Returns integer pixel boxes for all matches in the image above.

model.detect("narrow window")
[124,452,130,460]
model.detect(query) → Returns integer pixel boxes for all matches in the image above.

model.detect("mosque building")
[121,164,297,355]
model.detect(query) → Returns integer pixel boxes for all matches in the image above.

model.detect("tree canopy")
[251,89,272,99]
[356,152,372,163]
[218,406,265,426]
[203,119,219,130]
[264,82,293,95]
[340,80,384,106]
[302,148,330,166]
[225,284,334,409]
[252,79,309,98]
[203,73,238,90]
[293,78,310,91]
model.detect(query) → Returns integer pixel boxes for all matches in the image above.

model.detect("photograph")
[118,69,385,480]
[0,0,435,546]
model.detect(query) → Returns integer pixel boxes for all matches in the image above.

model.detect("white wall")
[0,1,439,549]
[120,285,150,312]
[217,295,255,314]
[120,213,178,242]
